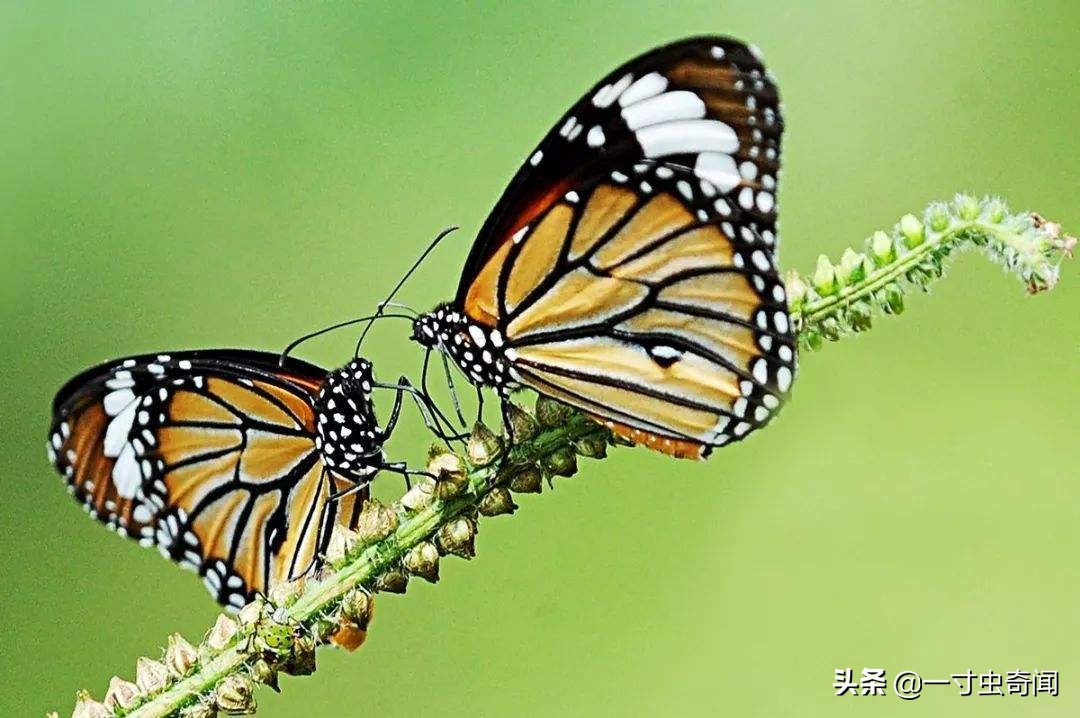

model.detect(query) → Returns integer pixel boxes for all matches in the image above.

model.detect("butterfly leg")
[500,398,517,448]
[375,378,468,444]
[440,351,468,429]
[381,461,439,492]
[489,396,518,474]
[422,348,466,430]
[329,473,378,503]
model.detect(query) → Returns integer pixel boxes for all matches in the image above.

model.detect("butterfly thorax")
[314,359,384,478]
[412,304,518,396]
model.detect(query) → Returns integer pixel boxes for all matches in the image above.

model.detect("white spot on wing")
[618,72,668,107]
[777,366,793,392]
[621,91,706,131]
[637,120,739,159]
[592,73,633,108]
[753,359,768,384]
[103,389,135,417]
[756,191,775,213]
[695,152,741,193]
[112,443,141,498]
[133,504,153,524]
[103,402,137,457]
[738,186,755,210]
[468,325,487,348]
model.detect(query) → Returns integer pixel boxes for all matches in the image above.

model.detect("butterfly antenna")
[354,225,459,356]
[280,313,414,365]
[377,300,419,317]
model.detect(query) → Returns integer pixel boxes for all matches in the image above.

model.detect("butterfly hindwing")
[471,161,794,457]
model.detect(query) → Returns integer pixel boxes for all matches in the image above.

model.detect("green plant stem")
[123,414,605,718]
[786,196,1072,350]
[69,195,1072,718]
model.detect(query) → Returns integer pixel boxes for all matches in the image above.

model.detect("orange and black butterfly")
[48,349,435,609]
[411,36,796,459]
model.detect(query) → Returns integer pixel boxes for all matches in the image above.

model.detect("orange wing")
[451,38,794,458]
[462,162,795,459]
[49,350,366,609]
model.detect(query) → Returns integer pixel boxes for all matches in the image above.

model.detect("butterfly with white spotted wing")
[48,348,443,609]
[411,36,796,459]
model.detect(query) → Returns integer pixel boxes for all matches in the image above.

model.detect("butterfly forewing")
[48,350,368,608]
[457,35,783,306]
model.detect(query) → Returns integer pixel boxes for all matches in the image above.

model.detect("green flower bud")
[467,422,503,466]
[280,633,316,676]
[375,568,409,594]
[783,269,808,310]
[504,402,539,442]
[956,194,980,221]
[436,517,477,559]
[870,230,895,265]
[542,447,578,477]
[927,203,951,232]
[206,613,239,651]
[477,487,517,517]
[906,266,933,291]
[400,476,437,513]
[355,499,398,545]
[104,676,139,710]
[135,656,169,695]
[847,301,873,332]
[215,674,256,715]
[508,464,543,494]
[836,248,868,285]
[72,692,111,718]
[339,589,374,630]
[535,395,575,427]
[403,541,441,583]
[324,526,359,564]
[900,214,925,248]
[572,435,608,459]
[985,198,1007,224]
[884,283,905,314]
[812,254,838,295]
[250,657,279,692]
[165,633,199,678]
[820,317,842,341]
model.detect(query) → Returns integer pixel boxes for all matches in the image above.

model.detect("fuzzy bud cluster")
[786,195,1072,351]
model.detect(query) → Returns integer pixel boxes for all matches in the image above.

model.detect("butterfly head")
[410,303,457,350]
[412,304,517,394]
[314,359,383,477]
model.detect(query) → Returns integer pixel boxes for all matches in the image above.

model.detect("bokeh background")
[3,2,1078,716]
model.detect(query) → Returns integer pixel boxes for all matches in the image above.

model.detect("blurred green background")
[2,2,1078,716]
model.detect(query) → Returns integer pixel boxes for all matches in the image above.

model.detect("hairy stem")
[67,196,1072,718]
[785,195,1073,351]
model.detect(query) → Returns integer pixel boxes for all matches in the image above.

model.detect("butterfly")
[48,349,438,609]
[410,36,796,460]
